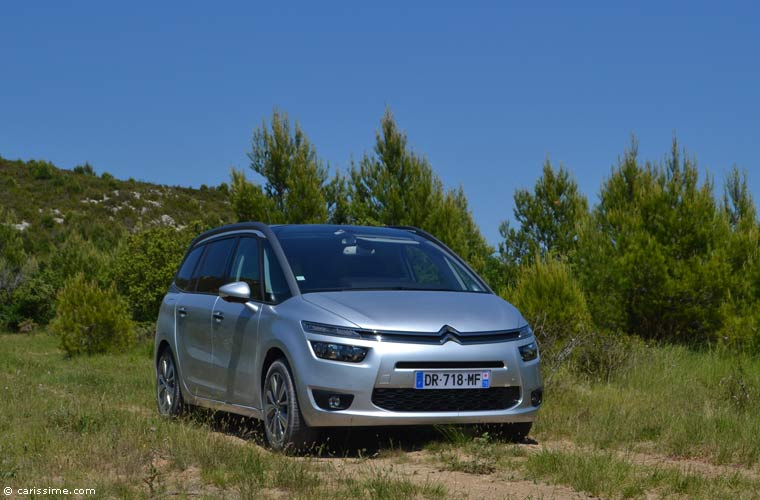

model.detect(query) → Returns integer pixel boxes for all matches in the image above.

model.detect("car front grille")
[371,387,521,412]
[357,329,522,345]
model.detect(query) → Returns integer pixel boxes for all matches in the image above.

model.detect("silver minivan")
[155,223,542,450]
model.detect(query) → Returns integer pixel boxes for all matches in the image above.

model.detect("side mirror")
[219,281,251,303]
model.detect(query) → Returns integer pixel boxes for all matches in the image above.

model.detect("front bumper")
[295,333,543,427]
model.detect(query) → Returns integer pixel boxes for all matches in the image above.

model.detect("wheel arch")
[260,346,291,393]
[156,339,172,360]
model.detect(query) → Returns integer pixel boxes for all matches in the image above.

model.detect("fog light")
[328,395,341,409]
[519,342,538,362]
[531,388,543,407]
[310,341,368,363]
[313,390,354,411]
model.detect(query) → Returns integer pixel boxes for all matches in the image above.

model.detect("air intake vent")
[371,387,520,412]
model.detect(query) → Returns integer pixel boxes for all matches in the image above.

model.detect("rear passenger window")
[228,237,263,301]
[175,246,204,290]
[195,238,236,294]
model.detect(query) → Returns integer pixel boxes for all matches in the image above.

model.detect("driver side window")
[227,237,263,301]
[263,240,292,303]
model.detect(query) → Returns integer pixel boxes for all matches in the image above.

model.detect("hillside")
[0,156,235,255]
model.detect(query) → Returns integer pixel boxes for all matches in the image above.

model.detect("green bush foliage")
[29,160,55,180]
[499,160,588,273]
[575,140,753,345]
[49,274,135,356]
[346,109,498,285]
[4,117,760,358]
[0,155,233,261]
[229,109,501,288]
[110,226,194,322]
[504,256,596,382]
[246,109,329,224]
[47,232,113,287]
[0,209,37,329]
[72,162,96,176]
[3,273,56,329]
[504,256,591,340]
[572,331,644,383]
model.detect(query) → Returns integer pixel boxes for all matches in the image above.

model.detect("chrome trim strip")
[303,321,528,345]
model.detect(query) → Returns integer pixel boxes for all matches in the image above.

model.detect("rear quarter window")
[174,245,204,290]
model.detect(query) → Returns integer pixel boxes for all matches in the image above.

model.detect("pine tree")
[722,166,756,229]
[349,109,437,227]
[499,160,589,269]
[348,110,498,285]
[228,168,275,222]
[325,171,351,224]
[576,137,737,343]
[235,110,329,224]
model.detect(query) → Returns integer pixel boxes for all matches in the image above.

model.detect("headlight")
[519,341,539,361]
[310,341,368,363]
[302,321,362,338]
[518,324,533,339]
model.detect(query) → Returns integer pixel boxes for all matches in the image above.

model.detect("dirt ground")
[160,419,760,499]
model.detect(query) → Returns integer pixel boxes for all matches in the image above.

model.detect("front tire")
[263,359,316,452]
[156,349,185,417]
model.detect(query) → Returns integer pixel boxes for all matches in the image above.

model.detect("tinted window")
[175,245,204,290]
[405,246,448,287]
[263,240,292,303]
[228,237,263,301]
[277,229,487,294]
[195,238,236,294]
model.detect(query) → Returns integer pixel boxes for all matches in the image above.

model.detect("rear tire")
[156,349,185,417]
[262,359,317,453]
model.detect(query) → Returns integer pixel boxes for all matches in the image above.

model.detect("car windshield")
[276,229,488,293]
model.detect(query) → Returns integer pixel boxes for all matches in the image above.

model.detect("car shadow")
[185,407,537,457]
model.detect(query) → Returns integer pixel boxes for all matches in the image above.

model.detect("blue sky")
[2,1,758,244]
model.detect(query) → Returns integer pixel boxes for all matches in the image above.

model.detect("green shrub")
[503,256,593,384]
[72,162,95,176]
[29,160,55,180]
[50,274,135,356]
[46,232,113,288]
[110,226,193,322]
[0,209,36,330]
[504,256,591,340]
[65,215,126,253]
[572,331,644,382]
[575,141,741,345]
[5,272,56,329]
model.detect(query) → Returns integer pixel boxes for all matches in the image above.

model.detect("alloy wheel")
[264,371,289,447]
[157,353,177,415]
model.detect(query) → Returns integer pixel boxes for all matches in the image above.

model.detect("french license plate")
[414,370,490,389]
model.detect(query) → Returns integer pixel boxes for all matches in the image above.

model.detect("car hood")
[301,291,526,333]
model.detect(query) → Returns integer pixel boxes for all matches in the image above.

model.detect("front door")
[210,236,264,405]
[178,236,237,399]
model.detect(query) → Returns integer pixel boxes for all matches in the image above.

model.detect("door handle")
[212,311,224,322]
[178,306,188,318]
